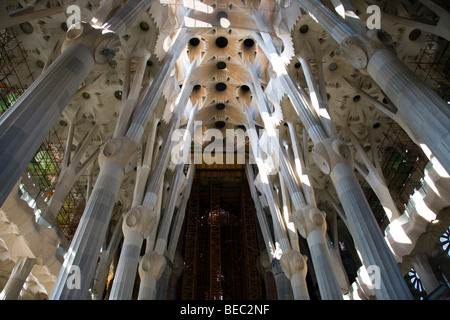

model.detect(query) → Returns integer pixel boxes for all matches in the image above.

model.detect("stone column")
[91,215,123,300]
[279,250,309,300]
[299,0,450,174]
[252,18,412,299]
[313,138,412,299]
[294,205,343,300]
[167,253,184,300]
[155,258,172,300]
[50,137,140,300]
[258,252,277,300]
[270,258,294,300]
[42,124,99,224]
[410,254,440,294]
[51,25,189,300]
[109,206,155,300]
[0,257,36,300]
[364,43,450,174]
[0,42,94,207]
[102,0,152,36]
[137,251,166,300]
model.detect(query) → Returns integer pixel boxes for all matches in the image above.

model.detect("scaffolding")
[0,26,33,115]
[26,128,87,240]
[414,35,450,102]
[180,163,264,300]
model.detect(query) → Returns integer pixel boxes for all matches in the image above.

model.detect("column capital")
[279,250,308,280]
[138,251,167,281]
[311,138,352,175]
[98,136,141,174]
[122,205,156,238]
[61,22,120,64]
[340,29,396,71]
[293,205,327,239]
[258,251,272,274]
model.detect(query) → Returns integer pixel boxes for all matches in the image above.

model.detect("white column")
[252,16,412,299]
[279,250,309,300]
[51,23,188,300]
[109,206,155,300]
[410,254,440,294]
[0,43,94,207]
[294,205,343,300]
[0,257,36,300]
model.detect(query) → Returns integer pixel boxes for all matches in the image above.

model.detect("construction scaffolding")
[414,35,450,102]
[25,128,87,240]
[0,26,33,115]
[179,161,264,300]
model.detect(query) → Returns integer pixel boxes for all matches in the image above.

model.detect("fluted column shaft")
[367,49,450,174]
[109,204,155,300]
[331,160,412,299]
[51,23,188,299]
[307,230,342,299]
[50,160,126,299]
[252,14,412,299]
[102,0,152,36]
[270,259,294,300]
[0,44,94,207]
[109,230,143,299]
[410,254,440,294]
[0,257,36,300]
[91,215,123,300]
[299,0,450,174]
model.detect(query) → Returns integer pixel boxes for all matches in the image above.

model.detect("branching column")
[252,10,412,300]
[299,0,450,174]
[246,111,308,300]
[50,26,190,300]
[0,25,108,206]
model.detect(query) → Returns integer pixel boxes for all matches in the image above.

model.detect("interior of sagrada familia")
[0,0,449,301]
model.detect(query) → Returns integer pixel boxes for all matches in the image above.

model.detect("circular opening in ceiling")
[217,11,228,20]
[409,29,421,41]
[216,37,228,48]
[147,59,153,67]
[353,95,361,102]
[82,92,90,99]
[329,63,338,71]
[294,62,301,69]
[215,121,226,128]
[240,85,250,92]
[140,22,149,31]
[243,38,254,47]
[217,11,230,28]
[216,103,226,110]
[189,37,200,46]
[215,83,227,92]
[60,120,68,127]
[193,84,201,91]
[300,25,309,34]
[373,123,381,129]
[20,22,33,34]
[216,61,227,70]
[114,91,122,100]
